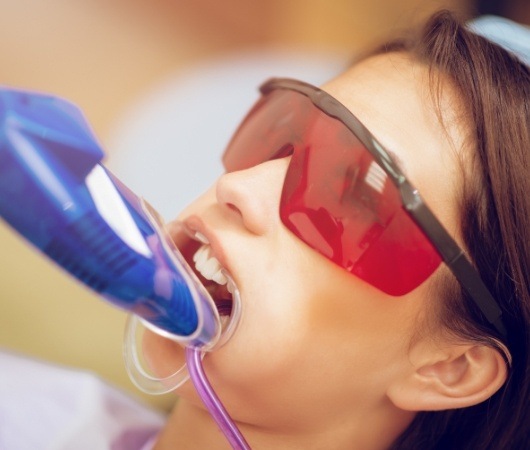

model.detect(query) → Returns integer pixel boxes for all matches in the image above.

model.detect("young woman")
[142,10,529,449]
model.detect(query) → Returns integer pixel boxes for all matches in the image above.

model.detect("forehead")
[322,52,466,238]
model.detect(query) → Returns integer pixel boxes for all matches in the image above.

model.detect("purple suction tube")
[185,347,251,449]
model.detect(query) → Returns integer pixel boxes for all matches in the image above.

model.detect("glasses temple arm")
[400,184,508,339]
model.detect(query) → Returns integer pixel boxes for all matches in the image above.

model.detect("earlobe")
[387,344,508,411]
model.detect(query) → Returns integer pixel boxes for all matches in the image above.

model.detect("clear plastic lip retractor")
[124,270,242,394]
[0,87,239,371]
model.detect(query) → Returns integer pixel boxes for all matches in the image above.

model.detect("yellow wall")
[0,0,470,411]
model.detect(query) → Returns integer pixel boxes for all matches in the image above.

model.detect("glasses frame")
[260,77,507,340]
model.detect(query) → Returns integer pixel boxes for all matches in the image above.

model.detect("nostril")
[226,202,241,214]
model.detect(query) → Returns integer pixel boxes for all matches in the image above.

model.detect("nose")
[216,157,290,235]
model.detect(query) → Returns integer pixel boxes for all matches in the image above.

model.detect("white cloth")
[469,15,530,66]
[0,350,164,450]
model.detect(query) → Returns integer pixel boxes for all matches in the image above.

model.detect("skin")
[146,52,507,450]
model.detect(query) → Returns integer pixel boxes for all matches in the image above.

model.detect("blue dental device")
[0,87,221,349]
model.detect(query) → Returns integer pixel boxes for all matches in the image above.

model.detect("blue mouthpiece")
[0,87,221,348]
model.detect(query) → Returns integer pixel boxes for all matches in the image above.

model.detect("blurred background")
[0,0,524,411]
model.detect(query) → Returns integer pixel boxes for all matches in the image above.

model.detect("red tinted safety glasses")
[222,78,507,339]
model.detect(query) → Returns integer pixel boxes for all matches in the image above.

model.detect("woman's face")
[144,52,466,432]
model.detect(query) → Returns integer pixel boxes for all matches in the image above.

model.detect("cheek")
[295,252,425,389]
[191,245,317,388]
[200,243,360,386]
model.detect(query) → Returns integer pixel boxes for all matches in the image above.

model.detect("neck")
[154,398,415,450]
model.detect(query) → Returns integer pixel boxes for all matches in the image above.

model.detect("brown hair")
[374,10,530,449]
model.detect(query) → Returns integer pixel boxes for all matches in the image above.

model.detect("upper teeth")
[193,244,228,286]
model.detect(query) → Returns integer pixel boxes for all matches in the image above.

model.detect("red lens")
[223,88,442,295]
[222,90,311,171]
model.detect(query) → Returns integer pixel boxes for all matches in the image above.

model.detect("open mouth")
[176,229,234,318]
[192,243,234,316]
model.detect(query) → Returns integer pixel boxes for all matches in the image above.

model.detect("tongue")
[215,299,233,316]
[206,283,233,316]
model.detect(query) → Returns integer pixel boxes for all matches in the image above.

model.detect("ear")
[387,343,508,411]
